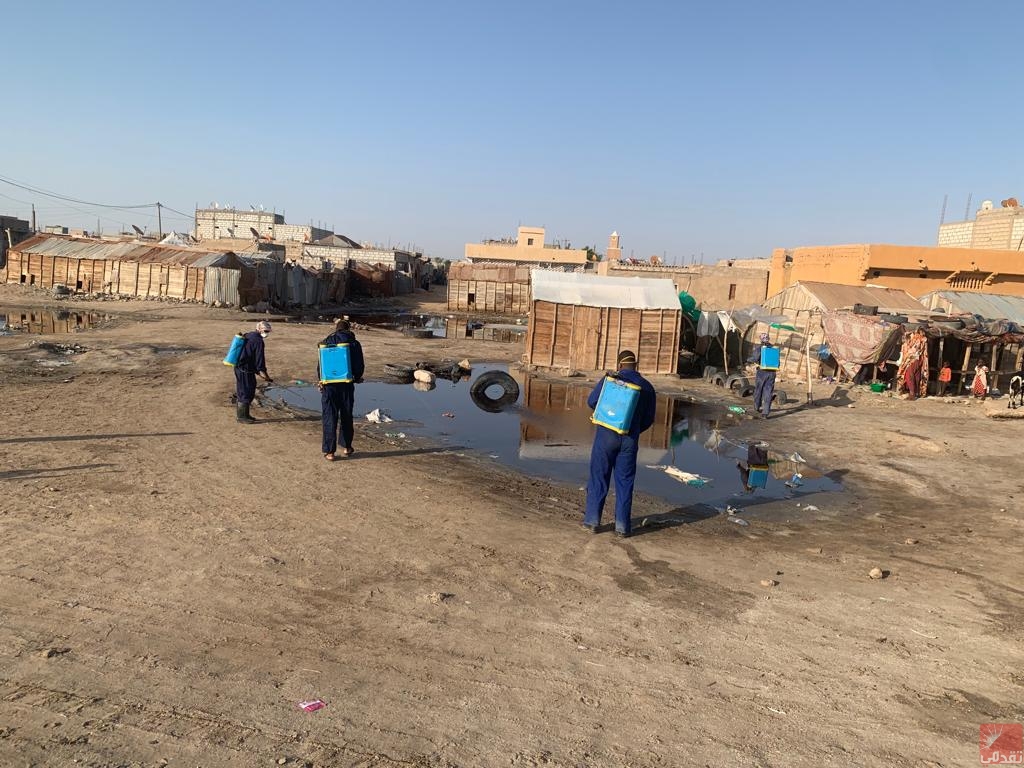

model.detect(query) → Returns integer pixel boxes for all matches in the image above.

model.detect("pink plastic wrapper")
[298,699,326,712]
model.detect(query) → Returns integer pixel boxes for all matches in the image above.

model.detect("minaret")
[607,231,622,262]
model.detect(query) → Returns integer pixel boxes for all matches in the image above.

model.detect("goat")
[1008,373,1024,409]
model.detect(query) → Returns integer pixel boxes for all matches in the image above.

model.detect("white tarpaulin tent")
[530,269,679,309]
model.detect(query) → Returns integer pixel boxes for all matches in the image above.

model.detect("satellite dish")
[132,224,145,237]
[249,227,260,240]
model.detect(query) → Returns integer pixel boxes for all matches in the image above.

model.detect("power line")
[0,174,154,210]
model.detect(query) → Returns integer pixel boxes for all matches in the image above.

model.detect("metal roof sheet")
[531,269,680,310]
[11,234,241,268]
[918,290,1024,325]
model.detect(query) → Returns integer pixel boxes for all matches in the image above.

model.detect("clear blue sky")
[2,0,1020,263]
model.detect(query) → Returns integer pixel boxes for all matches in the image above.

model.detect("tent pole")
[805,311,815,405]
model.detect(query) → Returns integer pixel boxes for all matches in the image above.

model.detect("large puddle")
[0,307,112,336]
[268,365,840,511]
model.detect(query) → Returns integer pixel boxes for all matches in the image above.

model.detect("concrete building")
[1,214,32,268]
[768,243,1024,298]
[937,198,1024,250]
[465,226,590,271]
[194,207,332,244]
[598,233,769,309]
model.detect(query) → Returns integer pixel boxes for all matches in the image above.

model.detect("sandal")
[324,453,336,461]
[341,447,354,457]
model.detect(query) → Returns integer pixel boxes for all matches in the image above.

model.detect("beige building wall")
[937,201,1024,250]
[769,243,1024,298]
[465,226,589,266]
[600,262,768,310]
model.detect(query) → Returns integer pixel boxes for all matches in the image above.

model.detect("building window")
[468,292,476,306]
[872,270,881,277]
[527,238,534,246]
[728,283,737,301]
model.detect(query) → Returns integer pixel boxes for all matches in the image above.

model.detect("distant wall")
[602,262,768,310]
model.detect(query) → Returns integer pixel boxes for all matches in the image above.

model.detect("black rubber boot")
[236,403,255,424]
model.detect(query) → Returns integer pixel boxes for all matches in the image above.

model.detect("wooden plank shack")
[524,272,681,375]
[3,235,237,304]
[447,262,532,314]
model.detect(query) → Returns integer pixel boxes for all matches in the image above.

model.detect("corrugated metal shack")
[241,257,348,308]
[525,270,681,374]
[4,234,246,305]
[447,262,532,314]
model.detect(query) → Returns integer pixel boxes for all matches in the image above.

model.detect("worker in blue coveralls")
[582,350,657,538]
[751,331,777,419]
[318,319,365,461]
[235,320,274,424]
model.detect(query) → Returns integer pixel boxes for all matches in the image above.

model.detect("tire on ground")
[383,363,415,380]
[726,374,750,391]
[739,386,754,398]
[772,390,787,405]
[702,365,718,381]
[711,373,727,387]
[470,371,520,413]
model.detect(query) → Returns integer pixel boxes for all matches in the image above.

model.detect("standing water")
[268,364,840,509]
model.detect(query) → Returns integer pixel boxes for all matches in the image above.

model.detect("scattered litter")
[384,432,406,439]
[868,567,885,579]
[458,358,471,370]
[298,699,326,712]
[442,411,455,418]
[365,408,393,423]
[646,465,711,487]
[784,472,804,488]
[760,579,778,588]
[729,517,749,526]
[802,505,819,512]
[428,592,454,604]
[413,369,436,384]
[488,454,499,459]
[294,379,307,385]
[788,452,806,463]
[722,504,743,516]
[903,538,918,545]
[908,628,937,639]
[727,405,746,415]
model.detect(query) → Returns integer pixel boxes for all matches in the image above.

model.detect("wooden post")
[805,311,815,404]
[568,304,577,370]
[990,343,1001,391]
[936,336,945,396]
[961,344,973,395]
[654,308,664,373]
[548,303,557,366]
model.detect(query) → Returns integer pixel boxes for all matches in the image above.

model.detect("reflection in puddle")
[268,365,840,508]
[0,307,111,336]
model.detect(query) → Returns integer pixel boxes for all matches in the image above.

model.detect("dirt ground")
[1,284,1021,768]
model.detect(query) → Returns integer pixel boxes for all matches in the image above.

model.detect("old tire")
[702,365,718,382]
[470,371,520,413]
[711,373,727,388]
[772,390,788,405]
[383,363,415,380]
[726,374,750,391]
[739,385,755,398]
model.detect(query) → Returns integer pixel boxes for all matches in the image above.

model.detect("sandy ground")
[1,284,1022,768]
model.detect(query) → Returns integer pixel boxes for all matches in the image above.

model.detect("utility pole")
[156,202,163,238]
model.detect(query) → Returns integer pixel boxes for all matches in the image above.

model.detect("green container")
[870,382,885,393]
